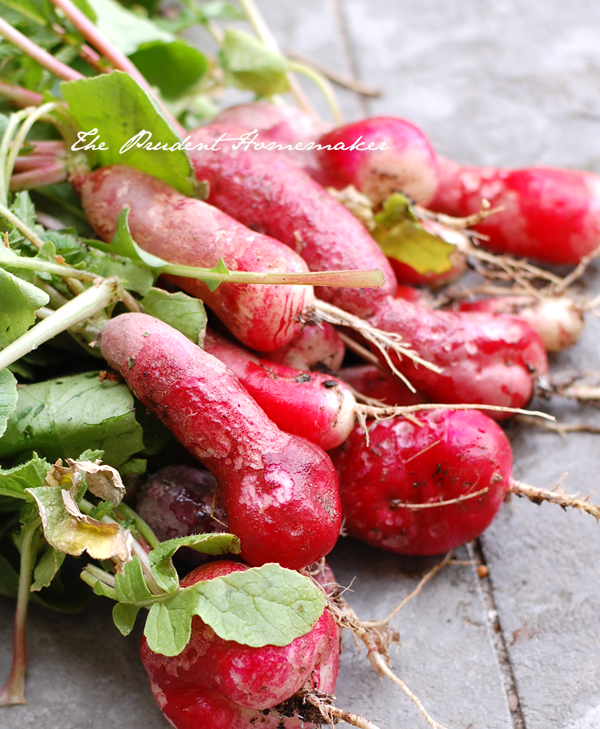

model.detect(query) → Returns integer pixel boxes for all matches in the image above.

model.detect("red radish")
[266,322,346,372]
[337,364,427,407]
[204,329,356,451]
[369,296,548,413]
[136,465,228,563]
[140,560,340,729]
[331,409,513,555]
[214,101,332,183]
[76,165,313,352]
[456,295,585,352]
[99,313,342,570]
[187,123,398,318]
[315,116,440,206]
[428,156,600,264]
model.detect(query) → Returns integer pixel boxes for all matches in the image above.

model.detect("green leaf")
[219,29,290,97]
[27,485,131,559]
[145,588,199,656]
[86,0,172,56]
[144,563,326,657]
[0,368,18,438]
[140,288,206,346]
[113,602,141,636]
[44,229,154,296]
[0,0,54,25]
[0,372,145,468]
[31,543,65,591]
[61,71,197,197]
[114,555,153,603]
[149,533,240,593]
[0,455,50,501]
[0,267,50,349]
[10,191,37,231]
[84,208,164,270]
[130,40,208,101]
[0,552,18,598]
[372,193,455,275]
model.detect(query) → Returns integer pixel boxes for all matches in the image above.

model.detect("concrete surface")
[2,1,600,728]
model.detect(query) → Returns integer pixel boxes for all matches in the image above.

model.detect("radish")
[368,296,548,413]
[140,560,341,729]
[204,329,356,451]
[428,156,600,264]
[331,409,600,556]
[135,465,228,562]
[266,322,346,372]
[456,295,585,352]
[99,313,342,570]
[75,165,314,352]
[315,116,440,206]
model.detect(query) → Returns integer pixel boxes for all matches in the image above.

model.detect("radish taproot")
[75,165,314,352]
[140,560,341,729]
[204,329,356,451]
[99,313,342,570]
[315,116,440,206]
[428,157,600,264]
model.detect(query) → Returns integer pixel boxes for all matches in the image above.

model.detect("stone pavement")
[2,2,600,727]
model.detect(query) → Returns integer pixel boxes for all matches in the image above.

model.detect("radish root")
[313,299,441,392]
[510,480,600,520]
[327,553,452,729]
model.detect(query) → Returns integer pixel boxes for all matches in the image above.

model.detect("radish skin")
[456,296,584,352]
[77,165,313,352]
[316,117,439,206]
[337,364,427,407]
[204,329,356,451]
[266,322,346,372]
[99,313,342,570]
[429,157,600,264]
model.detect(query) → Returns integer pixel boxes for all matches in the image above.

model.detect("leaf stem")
[47,0,186,137]
[115,502,160,550]
[5,103,59,186]
[0,248,101,282]
[10,163,69,191]
[0,277,122,372]
[164,264,384,288]
[0,81,44,108]
[236,0,317,117]
[0,517,41,705]
[0,17,84,82]
[288,60,343,124]
[0,202,47,249]
[0,110,29,206]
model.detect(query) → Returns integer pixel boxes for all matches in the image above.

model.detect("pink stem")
[48,0,185,136]
[50,22,109,74]
[27,140,67,154]
[0,17,83,82]
[0,520,38,706]
[14,155,62,172]
[10,162,68,191]
[0,81,44,107]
